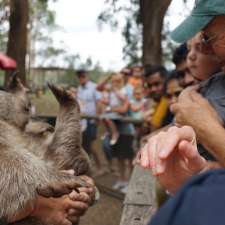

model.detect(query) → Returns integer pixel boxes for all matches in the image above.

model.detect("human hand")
[137,126,207,194]
[170,86,222,142]
[67,176,97,221]
[67,191,90,222]
[32,194,88,225]
[76,175,97,206]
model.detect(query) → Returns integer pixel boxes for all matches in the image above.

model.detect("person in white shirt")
[76,70,104,176]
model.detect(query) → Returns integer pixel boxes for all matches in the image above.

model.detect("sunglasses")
[201,31,223,46]
[166,90,182,99]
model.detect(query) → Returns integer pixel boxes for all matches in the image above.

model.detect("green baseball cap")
[170,0,225,43]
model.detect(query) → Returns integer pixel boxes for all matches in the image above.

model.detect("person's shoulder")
[202,71,225,86]
[200,71,225,96]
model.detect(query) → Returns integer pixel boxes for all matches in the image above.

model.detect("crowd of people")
[74,42,197,193]
[137,0,225,224]
[75,0,225,223]
[2,0,225,224]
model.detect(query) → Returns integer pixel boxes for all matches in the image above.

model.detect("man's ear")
[6,71,28,94]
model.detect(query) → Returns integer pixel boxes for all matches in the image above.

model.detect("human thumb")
[178,140,206,173]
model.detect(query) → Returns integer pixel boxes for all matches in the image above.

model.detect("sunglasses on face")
[201,30,225,46]
[166,90,182,99]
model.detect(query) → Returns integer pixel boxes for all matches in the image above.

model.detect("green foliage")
[98,0,142,65]
[99,0,190,66]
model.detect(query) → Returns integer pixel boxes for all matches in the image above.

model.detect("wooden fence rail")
[119,166,157,225]
[33,114,144,126]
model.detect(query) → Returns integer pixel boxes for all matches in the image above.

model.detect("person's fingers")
[68,200,89,213]
[178,140,206,172]
[140,143,151,168]
[61,219,72,225]
[133,151,141,165]
[69,191,90,203]
[158,128,180,159]
[148,137,159,173]
[153,158,167,176]
[67,206,86,217]
[179,84,199,101]
[170,102,179,114]
[78,186,94,194]
[189,89,207,104]
[158,126,196,159]
[68,209,77,215]
[67,215,79,224]
[178,88,193,102]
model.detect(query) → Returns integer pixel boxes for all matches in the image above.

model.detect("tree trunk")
[5,0,29,86]
[140,0,172,66]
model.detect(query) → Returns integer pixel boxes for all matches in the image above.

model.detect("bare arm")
[111,97,129,114]
[96,74,112,91]
[130,102,144,112]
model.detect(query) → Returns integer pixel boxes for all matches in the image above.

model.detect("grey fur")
[0,79,91,223]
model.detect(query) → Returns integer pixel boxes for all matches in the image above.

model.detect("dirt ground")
[80,192,123,225]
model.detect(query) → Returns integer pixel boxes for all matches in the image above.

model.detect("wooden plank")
[124,165,156,206]
[34,115,143,125]
[119,205,155,225]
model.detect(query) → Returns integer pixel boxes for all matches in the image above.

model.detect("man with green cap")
[170,0,225,165]
[137,0,225,195]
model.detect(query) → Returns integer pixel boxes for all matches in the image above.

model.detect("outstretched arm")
[136,126,216,194]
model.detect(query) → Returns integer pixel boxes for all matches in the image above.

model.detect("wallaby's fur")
[0,76,90,223]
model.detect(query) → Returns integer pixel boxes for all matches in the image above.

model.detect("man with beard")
[144,65,171,130]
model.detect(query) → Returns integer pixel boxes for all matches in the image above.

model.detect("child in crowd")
[130,86,147,119]
[101,73,128,145]
[129,86,147,149]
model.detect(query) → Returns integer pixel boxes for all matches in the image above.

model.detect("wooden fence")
[119,166,157,225]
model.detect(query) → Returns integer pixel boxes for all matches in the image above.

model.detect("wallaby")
[0,75,91,224]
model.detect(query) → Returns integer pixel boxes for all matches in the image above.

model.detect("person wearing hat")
[137,0,225,194]
[170,0,225,165]
[76,70,105,176]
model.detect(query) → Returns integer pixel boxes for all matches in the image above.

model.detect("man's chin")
[151,94,161,102]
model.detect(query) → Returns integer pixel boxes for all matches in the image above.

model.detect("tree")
[6,0,29,85]
[99,0,174,66]
[140,0,172,66]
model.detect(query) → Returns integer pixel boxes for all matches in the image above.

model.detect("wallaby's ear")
[6,71,27,94]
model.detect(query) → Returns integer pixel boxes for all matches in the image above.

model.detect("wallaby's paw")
[48,83,77,106]
[36,172,89,198]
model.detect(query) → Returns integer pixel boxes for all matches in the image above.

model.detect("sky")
[49,0,194,71]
